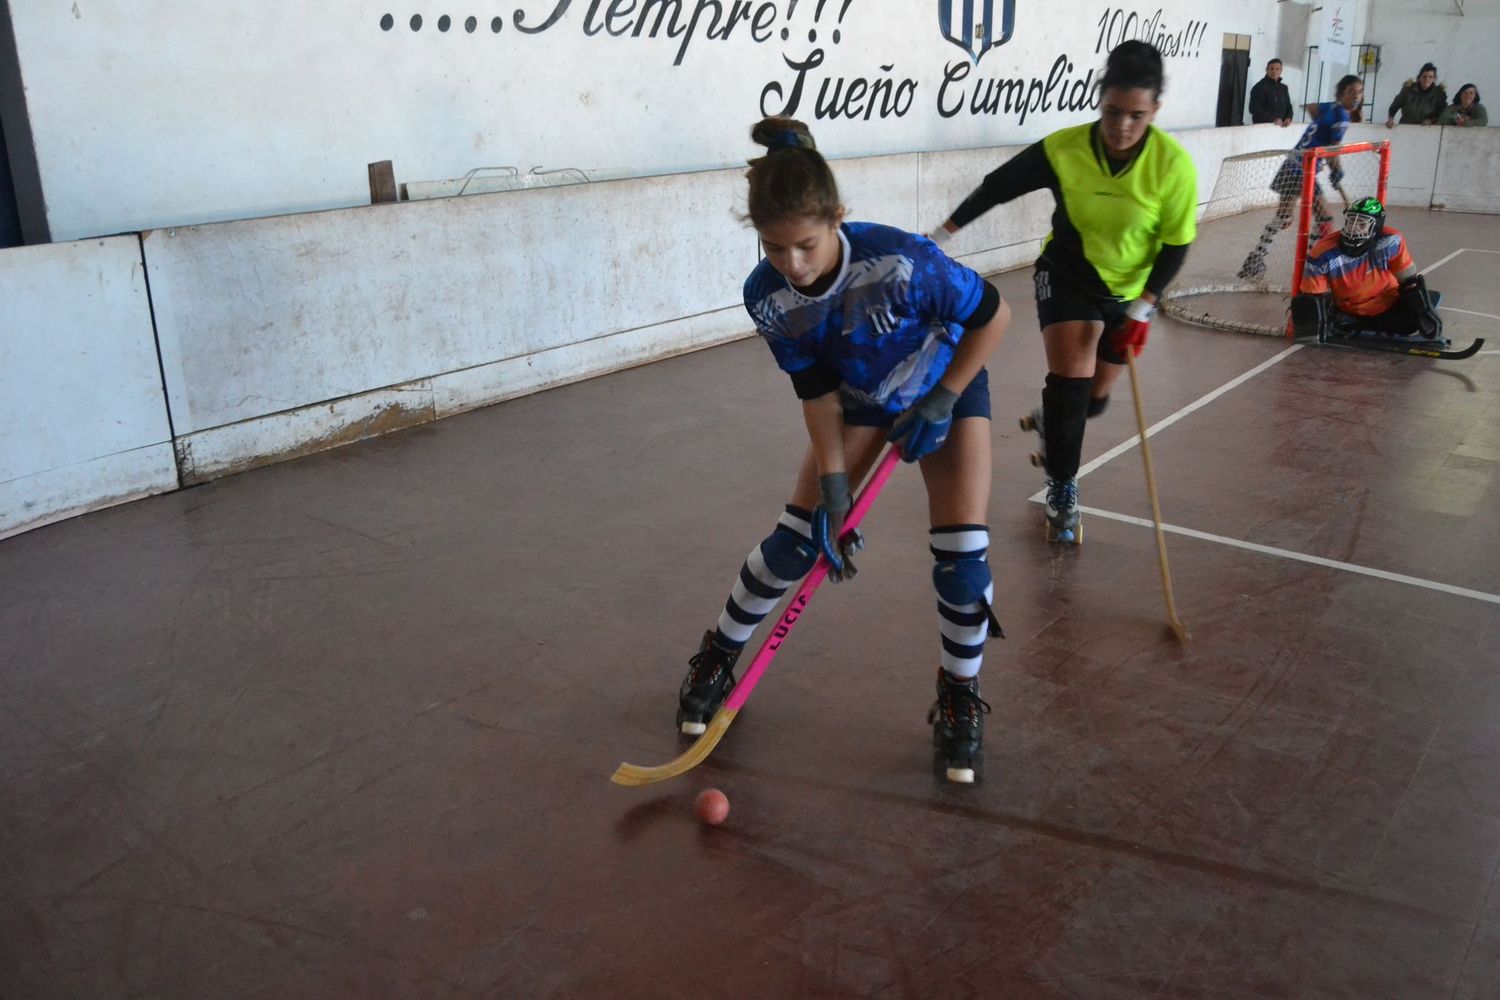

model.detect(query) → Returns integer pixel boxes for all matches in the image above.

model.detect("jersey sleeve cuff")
[789,362,843,400]
[959,281,1002,331]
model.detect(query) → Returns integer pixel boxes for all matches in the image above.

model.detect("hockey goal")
[1162,140,1391,336]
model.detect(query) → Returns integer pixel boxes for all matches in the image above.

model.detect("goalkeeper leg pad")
[1398,274,1444,340]
[1290,293,1332,342]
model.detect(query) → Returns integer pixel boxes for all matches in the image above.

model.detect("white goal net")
[1162,141,1391,336]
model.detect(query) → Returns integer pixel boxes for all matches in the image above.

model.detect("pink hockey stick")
[611,446,902,785]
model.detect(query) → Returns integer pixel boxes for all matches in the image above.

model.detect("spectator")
[1249,58,1294,126]
[1385,63,1447,127]
[1437,84,1487,127]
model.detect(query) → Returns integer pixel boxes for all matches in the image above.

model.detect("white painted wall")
[6,0,1280,243]
[1432,127,1500,214]
[0,237,177,539]
[5,121,1499,535]
[1363,0,1496,123]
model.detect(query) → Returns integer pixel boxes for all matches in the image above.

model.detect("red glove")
[1110,298,1155,358]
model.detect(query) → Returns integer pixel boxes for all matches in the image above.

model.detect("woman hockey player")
[1239,74,1365,282]
[926,40,1197,544]
[673,116,1012,783]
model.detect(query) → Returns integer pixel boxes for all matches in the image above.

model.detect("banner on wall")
[1318,2,1353,72]
[11,0,1247,241]
[379,1,1214,134]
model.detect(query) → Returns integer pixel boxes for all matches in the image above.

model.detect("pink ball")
[695,788,730,826]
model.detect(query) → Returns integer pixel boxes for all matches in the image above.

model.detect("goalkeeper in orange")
[1290,197,1444,343]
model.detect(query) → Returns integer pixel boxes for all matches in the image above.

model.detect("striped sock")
[931,524,995,680]
[714,505,817,648]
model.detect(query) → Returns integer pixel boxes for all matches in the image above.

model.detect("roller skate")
[1018,406,1045,468]
[929,669,990,784]
[676,630,742,736]
[1044,476,1082,545]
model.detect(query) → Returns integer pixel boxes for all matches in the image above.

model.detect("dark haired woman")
[673,117,1012,782]
[928,40,1197,545]
[1438,84,1487,128]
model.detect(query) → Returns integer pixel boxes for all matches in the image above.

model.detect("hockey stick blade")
[609,447,903,787]
[610,709,738,786]
[1321,334,1484,361]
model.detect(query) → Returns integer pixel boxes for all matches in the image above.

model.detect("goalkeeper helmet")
[1339,197,1385,255]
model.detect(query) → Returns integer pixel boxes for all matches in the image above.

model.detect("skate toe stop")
[680,721,706,736]
[945,767,976,784]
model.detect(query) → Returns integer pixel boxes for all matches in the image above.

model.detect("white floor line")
[1420,248,1468,275]
[1078,505,1500,606]
[1442,307,1500,322]
[1026,344,1305,503]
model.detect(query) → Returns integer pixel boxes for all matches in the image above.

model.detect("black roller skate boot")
[676,630,743,736]
[928,669,991,784]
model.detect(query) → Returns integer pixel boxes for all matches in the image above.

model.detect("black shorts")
[841,367,991,427]
[1032,260,1128,329]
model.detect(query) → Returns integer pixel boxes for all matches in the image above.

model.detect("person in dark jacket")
[1386,64,1447,126]
[1249,58,1294,126]
[1437,84,1488,127]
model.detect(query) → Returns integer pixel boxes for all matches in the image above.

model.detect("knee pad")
[933,558,1004,638]
[933,557,992,607]
[760,524,818,581]
[1399,274,1443,339]
[1096,329,1129,366]
[1290,293,1331,341]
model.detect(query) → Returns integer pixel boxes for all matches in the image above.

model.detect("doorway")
[1216,33,1251,126]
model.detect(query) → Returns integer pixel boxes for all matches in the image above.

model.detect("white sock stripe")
[777,510,813,539]
[716,613,756,644]
[941,651,983,678]
[930,528,990,555]
[939,617,989,644]
[729,584,781,618]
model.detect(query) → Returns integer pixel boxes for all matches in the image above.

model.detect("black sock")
[1087,394,1110,418]
[1041,373,1092,480]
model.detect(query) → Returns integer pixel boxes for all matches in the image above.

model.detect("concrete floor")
[2,210,1498,999]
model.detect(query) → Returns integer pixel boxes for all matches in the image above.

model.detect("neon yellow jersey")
[951,123,1198,300]
[1040,123,1197,299]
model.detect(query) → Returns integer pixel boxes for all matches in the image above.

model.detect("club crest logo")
[938,0,1014,64]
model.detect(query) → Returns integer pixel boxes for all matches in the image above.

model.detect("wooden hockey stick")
[1126,354,1190,644]
[611,446,903,786]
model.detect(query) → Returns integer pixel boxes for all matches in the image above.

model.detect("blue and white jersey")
[1291,102,1351,161]
[743,222,987,414]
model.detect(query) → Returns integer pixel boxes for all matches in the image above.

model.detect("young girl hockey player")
[1239,75,1365,282]
[927,41,1197,544]
[674,116,1012,783]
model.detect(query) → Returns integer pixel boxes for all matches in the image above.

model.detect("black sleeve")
[1143,243,1190,298]
[789,362,842,401]
[1388,86,1407,118]
[949,141,1056,229]
[960,281,1002,331]
[1248,81,1271,123]
[1276,84,1293,120]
